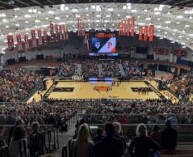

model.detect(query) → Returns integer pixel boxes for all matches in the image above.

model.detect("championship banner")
[77,18,85,36]
[129,17,135,36]
[118,22,123,36]
[143,26,148,41]
[149,25,154,42]
[23,34,29,50]
[31,30,36,39]
[7,35,14,51]
[50,22,54,35]
[59,25,63,41]
[37,30,42,46]
[122,20,127,36]
[138,26,143,41]
[43,30,48,45]
[55,24,59,34]
[126,20,130,36]
[16,34,23,51]
[66,27,68,40]
[38,30,42,38]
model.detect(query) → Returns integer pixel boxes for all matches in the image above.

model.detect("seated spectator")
[70,123,94,157]
[128,123,160,157]
[29,121,44,157]
[9,126,29,157]
[94,123,124,157]
[93,128,104,143]
[161,120,178,150]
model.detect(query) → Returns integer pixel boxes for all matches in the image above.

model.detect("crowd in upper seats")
[168,72,193,100]
[100,61,121,77]
[122,60,144,78]
[58,59,144,79]
[0,68,44,102]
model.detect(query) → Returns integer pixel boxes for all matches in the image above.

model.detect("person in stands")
[94,123,124,157]
[128,123,160,157]
[9,126,29,157]
[70,123,94,157]
[113,122,127,152]
[93,128,104,143]
[161,120,178,149]
[150,125,161,145]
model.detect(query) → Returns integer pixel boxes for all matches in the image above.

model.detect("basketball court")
[41,80,167,101]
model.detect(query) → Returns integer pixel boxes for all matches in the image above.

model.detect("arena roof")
[0,2,193,52]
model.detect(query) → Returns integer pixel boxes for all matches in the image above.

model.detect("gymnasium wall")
[2,32,193,66]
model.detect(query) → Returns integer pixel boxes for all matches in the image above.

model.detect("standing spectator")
[93,128,104,143]
[9,126,29,157]
[150,125,161,145]
[70,123,94,157]
[94,123,124,157]
[29,121,44,157]
[128,123,160,157]
[161,120,178,150]
[113,122,127,152]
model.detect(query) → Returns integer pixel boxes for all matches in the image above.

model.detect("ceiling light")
[96,20,100,22]
[28,9,32,13]
[179,35,182,38]
[176,15,183,19]
[5,25,9,28]
[126,15,130,18]
[104,20,109,23]
[176,21,180,24]
[167,12,171,15]
[165,20,171,24]
[0,13,6,17]
[157,18,160,21]
[173,33,175,35]
[123,6,127,10]
[35,19,40,23]
[65,7,69,10]
[137,16,140,18]
[108,8,113,12]
[154,12,160,15]
[156,25,161,28]
[85,7,88,10]
[146,17,151,21]
[87,19,90,22]
[66,15,69,18]
[189,16,192,19]
[96,6,101,12]
[25,14,31,18]
[185,24,190,28]
[72,9,78,12]
[15,23,20,27]
[131,9,137,13]
[48,11,54,14]
[55,17,60,20]
[25,21,28,23]
[91,5,95,9]
[96,14,101,17]
[171,41,175,43]
[106,15,111,18]
[2,19,7,22]
[14,15,18,18]
[173,29,177,32]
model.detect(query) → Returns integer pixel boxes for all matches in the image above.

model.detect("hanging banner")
[23,34,29,50]
[50,22,54,35]
[16,34,23,51]
[37,30,42,46]
[122,20,127,36]
[138,26,143,41]
[31,30,36,38]
[66,26,68,40]
[77,18,85,36]
[55,24,59,34]
[43,30,47,45]
[129,17,135,36]
[126,19,130,36]
[143,26,148,41]
[118,21,124,36]
[59,25,63,40]
[149,25,154,42]
[7,35,14,51]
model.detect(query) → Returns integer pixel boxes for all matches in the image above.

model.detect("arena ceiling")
[0,2,193,51]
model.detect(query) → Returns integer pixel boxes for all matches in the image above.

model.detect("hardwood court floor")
[47,81,161,100]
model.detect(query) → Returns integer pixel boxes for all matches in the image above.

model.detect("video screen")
[89,37,118,56]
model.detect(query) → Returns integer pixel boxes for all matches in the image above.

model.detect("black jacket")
[161,127,178,149]
[128,136,160,157]
[94,135,124,157]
